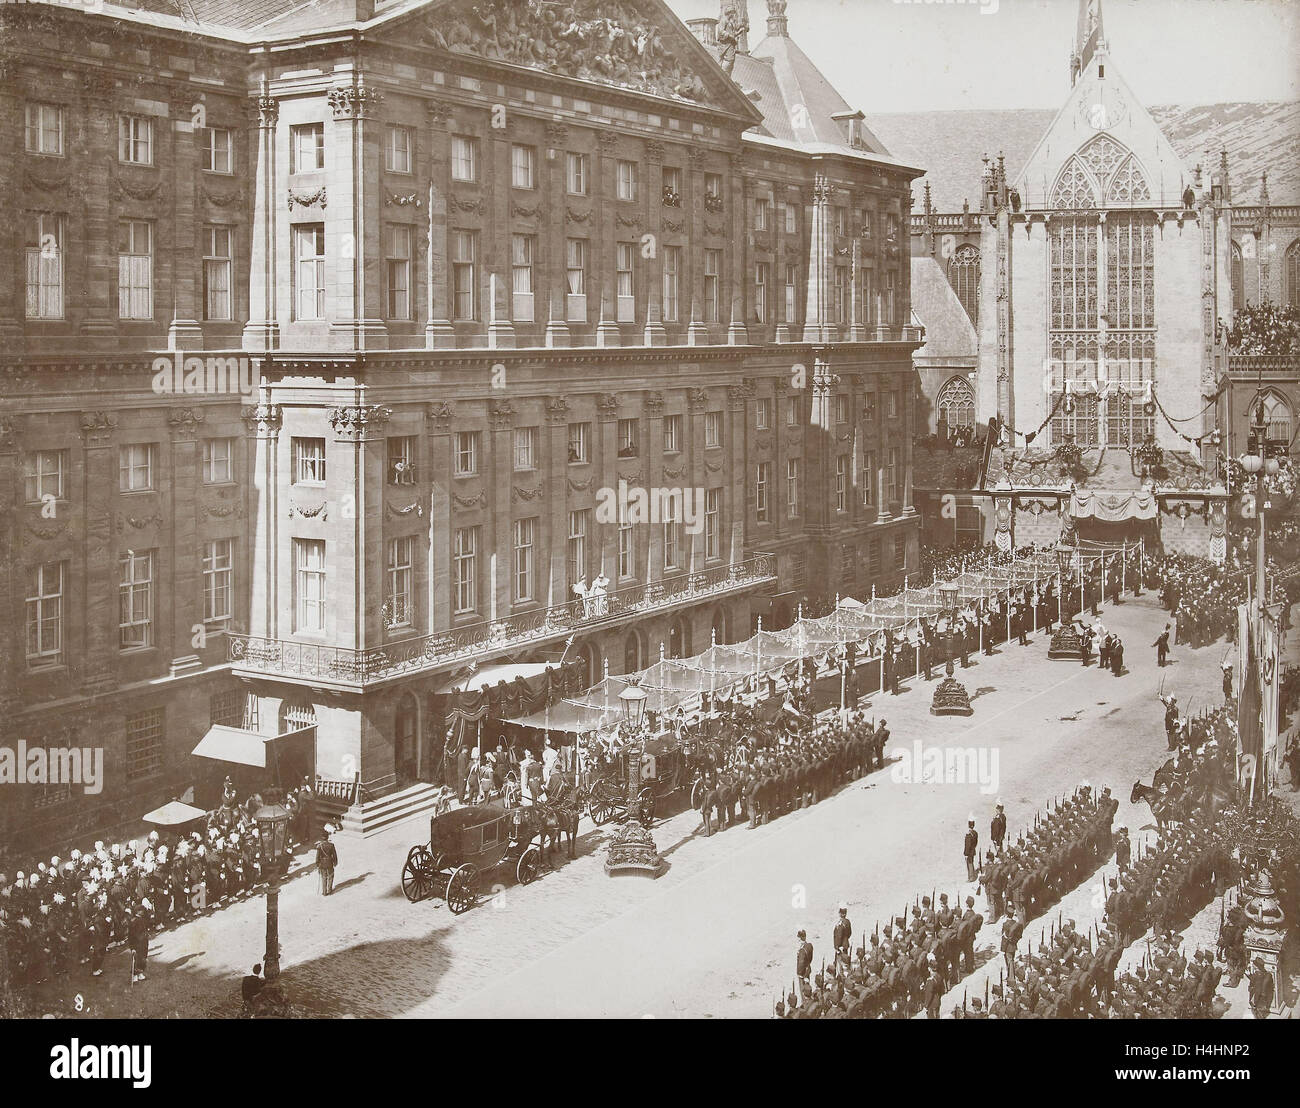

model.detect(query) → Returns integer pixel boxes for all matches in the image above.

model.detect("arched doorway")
[711,605,729,645]
[395,692,419,787]
[575,641,599,688]
[668,617,691,659]
[623,630,641,674]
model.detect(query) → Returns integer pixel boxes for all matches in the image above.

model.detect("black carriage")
[400,797,547,912]
[585,735,685,826]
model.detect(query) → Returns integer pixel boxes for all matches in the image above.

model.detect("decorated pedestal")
[930,661,974,716]
[604,818,665,878]
[1242,868,1287,1015]
[1048,624,1084,659]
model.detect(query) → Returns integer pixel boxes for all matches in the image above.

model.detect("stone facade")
[0,0,922,850]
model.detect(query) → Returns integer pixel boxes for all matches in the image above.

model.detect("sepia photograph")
[1,0,1298,1075]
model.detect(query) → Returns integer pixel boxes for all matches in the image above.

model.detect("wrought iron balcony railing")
[228,552,777,687]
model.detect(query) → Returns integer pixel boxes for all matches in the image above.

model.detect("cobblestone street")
[30,599,1226,1019]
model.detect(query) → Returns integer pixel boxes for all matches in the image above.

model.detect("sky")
[665,0,1300,113]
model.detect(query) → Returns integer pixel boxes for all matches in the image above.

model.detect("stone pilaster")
[424,101,455,349]
[425,401,454,627]
[78,411,120,693]
[79,72,119,345]
[244,91,281,351]
[241,394,282,638]
[0,57,22,339]
[167,96,204,351]
[328,403,390,648]
[803,174,834,342]
[643,140,667,346]
[544,123,571,349]
[167,408,205,673]
[488,398,515,615]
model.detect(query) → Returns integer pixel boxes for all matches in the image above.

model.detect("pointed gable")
[1016,45,1192,210]
[390,0,761,121]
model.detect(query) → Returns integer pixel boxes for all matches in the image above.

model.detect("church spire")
[1072,0,1104,85]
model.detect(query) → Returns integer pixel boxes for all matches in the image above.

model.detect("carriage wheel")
[401,845,434,903]
[446,863,479,914]
[639,787,656,824]
[516,844,541,886]
[690,778,706,811]
[589,791,615,826]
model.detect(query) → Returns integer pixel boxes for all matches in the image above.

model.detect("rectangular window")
[755,197,770,231]
[894,534,907,570]
[566,237,587,321]
[885,270,897,325]
[510,143,535,189]
[511,233,535,322]
[209,689,246,728]
[388,436,416,484]
[755,462,770,522]
[293,437,326,485]
[513,426,537,471]
[662,165,682,201]
[835,395,848,424]
[202,438,234,484]
[203,225,233,321]
[568,508,589,587]
[386,536,414,629]
[755,262,769,324]
[290,122,324,172]
[703,249,721,324]
[566,151,588,195]
[756,398,771,431]
[887,391,899,419]
[834,266,848,325]
[386,125,413,174]
[119,549,154,650]
[784,201,797,234]
[452,230,476,320]
[567,422,589,464]
[454,430,479,476]
[385,224,412,320]
[784,264,797,323]
[453,527,478,615]
[618,498,634,579]
[26,561,64,665]
[294,539,326,633]
[203,538,233,624]
[616,242,635,322]
[864,450,876,506]
[705,488,721,561]
[451,135,478,181]
[118,114,153,164]
[663,414,681,454]
[125,708,164,780]
[118,219,153,320]
[24,450,65,502]
[787,395,801,427]
[705,411,721,450]
[787,458,800,519]
[618,418,638,458]
[25,103,63,156]
[705,173,723,201]
[118,443,156,492]
[25,212,64,320]
[836,455,848,512]
[887,446,899,503]
[513,517,536,602]
[868,540,880,576]
[662,496,680,570]
[202,127,234,174]
[294,224,326,320]
[663,245,680,322]
[835,208,848,237]
[616,160,637,201]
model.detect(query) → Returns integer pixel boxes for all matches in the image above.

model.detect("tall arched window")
[623,630,641,674]
[576,641,599,688]
[1231,241,1243,314]
[947,244,980,325]
[936,376,976,430]
[1262,392,1293,446]
[668,617,691,659]
[711,605,729,645]
[1286,241,1300,308]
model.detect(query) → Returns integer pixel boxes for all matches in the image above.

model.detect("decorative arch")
[936,376,976,430]
[1260,390,1293,445]
[1077,134,1128,182]
[947,243,980,325]
[1286,240,1300,308]
[1231,241,1243,313]
[1106,155,1151,205]
[711,604,729,645]
[668,616,691,659]
[575,640,600,688]
[1051,156,1099,210]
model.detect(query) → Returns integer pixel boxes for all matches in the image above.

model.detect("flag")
[1237,631,1263,801]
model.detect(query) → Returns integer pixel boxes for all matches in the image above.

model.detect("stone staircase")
[317,780,444,839]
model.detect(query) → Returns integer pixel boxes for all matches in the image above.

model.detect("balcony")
[1228,354,1300,377]
[228,552,777,691]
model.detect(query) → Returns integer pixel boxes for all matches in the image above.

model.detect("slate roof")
[911,256,977,361]
[866,102,1300,212]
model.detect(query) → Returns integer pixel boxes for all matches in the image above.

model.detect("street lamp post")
[254,789,292,981]
[604,680,664,878]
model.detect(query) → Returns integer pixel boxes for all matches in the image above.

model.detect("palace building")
[0,0,923,848]
[877,0,1299,560]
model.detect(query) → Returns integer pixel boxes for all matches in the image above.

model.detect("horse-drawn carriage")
[400,796,548,912]
[585,734,692,825]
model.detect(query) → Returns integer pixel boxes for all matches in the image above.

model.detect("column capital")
[241,402,283,437]
[329,83,385,122]
[167,408,207,442]
[426,400,455,433]
[78,411,119,448]
[328,404,391,440]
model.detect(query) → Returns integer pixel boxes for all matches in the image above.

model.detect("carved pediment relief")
[410,0,748,114]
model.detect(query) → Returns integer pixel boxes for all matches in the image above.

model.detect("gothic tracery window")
[1286,241,1300,309]
[1262,391,1293,445]
[1051,157,1099,210]
[1231,241,1243,314]
[947,244,980,325]
[1078,134,1126,182]
[1106,155,1151,205]
[937,376,976,430]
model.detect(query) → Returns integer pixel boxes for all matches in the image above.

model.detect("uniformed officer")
[833,903,853,970]
[963,817,979,882]
[991,801,1007,854]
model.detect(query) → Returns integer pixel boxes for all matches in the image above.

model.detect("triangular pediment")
[1015,48,1193,210]
[384,0,762,122]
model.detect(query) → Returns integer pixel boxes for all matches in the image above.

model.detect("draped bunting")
[1070,488,1158,521]
[442,661,584,724]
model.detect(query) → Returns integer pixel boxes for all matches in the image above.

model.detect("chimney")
[687,17,719,47]
[767,0,789,37]
[352,0,376,20]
